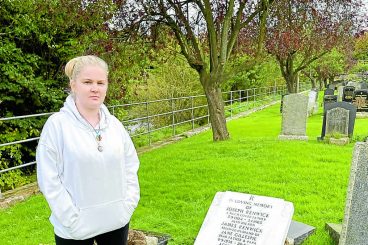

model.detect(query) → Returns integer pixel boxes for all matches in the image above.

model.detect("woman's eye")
[83,81,92,84]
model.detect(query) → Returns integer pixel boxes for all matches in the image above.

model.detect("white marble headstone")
[195,191,294,245]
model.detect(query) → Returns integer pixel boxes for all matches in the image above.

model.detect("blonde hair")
[64,55,109,81]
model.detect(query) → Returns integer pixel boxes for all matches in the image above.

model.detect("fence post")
[145,102,151,146]
[253,88,256,107]
[191,96,194,130]
[246,89,249,110]
[171,98,176,136]
[230,91,233,118]
[0,188,3,199]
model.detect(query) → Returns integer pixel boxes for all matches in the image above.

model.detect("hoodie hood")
[60,95,110,131]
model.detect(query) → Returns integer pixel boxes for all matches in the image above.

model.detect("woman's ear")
[70,80,75,93]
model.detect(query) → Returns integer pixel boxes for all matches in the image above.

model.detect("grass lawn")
[1,100,368,245]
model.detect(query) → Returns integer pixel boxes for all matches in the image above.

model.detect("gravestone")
[359,82,367,89]
[346,81,359,89]
[324,88,335,96]
[342,86,355,102]
[352,89,368,112]
[307,90,318,116]
[323,95,338,111]
[327,84,336,90]
[337,86,344,102]
[324,107,350,145]
[326,142,368,245]
[325,107,349,136]
[194,191,294,245]
[312,88,319,114]
[279,94,308,141]
[319,102,356,140]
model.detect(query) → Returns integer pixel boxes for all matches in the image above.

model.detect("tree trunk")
[283,69,297,93]
[199,73,229,141]
[323,78,328,88]
[278,55,297,93]
[311,78,316,89]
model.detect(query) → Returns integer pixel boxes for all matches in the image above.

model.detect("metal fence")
[0,83,308,177]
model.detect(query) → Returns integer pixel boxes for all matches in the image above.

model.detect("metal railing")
[0,84,305,177]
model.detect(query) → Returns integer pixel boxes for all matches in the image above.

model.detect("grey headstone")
[279,94,308,140]
[347,81,359,89]
[359,82,367,89]
[307,90,318,116]
[327,84,336,90]
[339,142,368,245]
[337,86,344,102]
[325,107,349,136]
[352,89,368,112]
[319,102,356,140]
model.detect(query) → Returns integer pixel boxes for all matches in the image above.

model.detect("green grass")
[1,100,368,245]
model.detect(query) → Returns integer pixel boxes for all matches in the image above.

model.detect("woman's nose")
[91,83,98,92]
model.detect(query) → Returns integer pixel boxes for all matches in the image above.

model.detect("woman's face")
[71,65,108,111]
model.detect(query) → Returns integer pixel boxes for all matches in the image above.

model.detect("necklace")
[80,111,103,152]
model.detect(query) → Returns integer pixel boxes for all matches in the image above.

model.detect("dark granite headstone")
[319,102,356,140]
[323,95,337,111]
[324,88,335,96]
[342,86,355,102]
[352,89,368,112]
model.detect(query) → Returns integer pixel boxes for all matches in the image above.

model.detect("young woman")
[37,55,140,245]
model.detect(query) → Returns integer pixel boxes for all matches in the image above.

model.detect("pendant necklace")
[80,111,103,152]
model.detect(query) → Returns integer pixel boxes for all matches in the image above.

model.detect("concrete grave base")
[285,220,316,245]
[356,112,368,118]
[325,223,341,244]
[278,135,309,141]
[329,137,349,145]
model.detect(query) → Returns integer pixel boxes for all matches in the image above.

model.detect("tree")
[264,0,359,93]
[0,0,115,190]
[354,31,368,60]
[116,0,273,141]
[0,0,116,117]
[303,48,346,89]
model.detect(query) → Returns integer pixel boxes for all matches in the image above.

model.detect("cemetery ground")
[1,100,368,245]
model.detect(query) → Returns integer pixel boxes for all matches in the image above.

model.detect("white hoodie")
[36,95,140,240]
